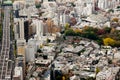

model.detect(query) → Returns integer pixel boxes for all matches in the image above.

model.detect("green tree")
[71,2,76,7]
[117,6,120,9]
[114,41,120,47]
[37,49,42,53]
[96,67,100,75]
[104,27,111,33]
[103,38,116,46]
[35,4,41,8]
[108,9,114,13]
[96,38,103,45]
[82,32,98,40]
[84,27,97,33]
[65,29,76,36]
[108,58,112,64]
[64,23,70,30]
[47,38,51,43]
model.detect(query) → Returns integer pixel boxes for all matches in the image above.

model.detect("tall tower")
[98,0,104,9]
[16,18,26,80]
[17,18,26,56]
[34,19,43,40]
[19,18,25,39]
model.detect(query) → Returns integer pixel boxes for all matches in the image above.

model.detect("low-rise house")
[96,67,120,80]
[35,58,51,67]
[72,45,84,53]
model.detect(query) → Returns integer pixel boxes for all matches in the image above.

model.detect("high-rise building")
[24,20,29,42]
[75,0,95,16]
[14,18,31,42]
[98,0,106,9]
[14,18,25,40]
[32,19,43,40]
[98,0,119,9]
[60,13,70,26]
[13,1,25,10]
[16,19,26,75]
[17,39,26,56]
[25,44,35,62]
[16,39,26,79]
[19,18,25,39]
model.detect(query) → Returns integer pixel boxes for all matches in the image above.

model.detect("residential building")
[13,67,23,80]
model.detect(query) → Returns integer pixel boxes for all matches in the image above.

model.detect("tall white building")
[98,0,107,9]
[75,0,95,16]
[83,0,95,15]
[42,1,57,12]
[19,18,25,39]
[25,42,35,62]
[60,14,70,26]
[14,18,25,40]
[32,19,43,40]
[19,6,38,19]
[15,18,26,57]
[98,0,120,10]
[13,1,25,10]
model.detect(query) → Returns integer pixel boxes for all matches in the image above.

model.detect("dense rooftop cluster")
[5,0,120,80]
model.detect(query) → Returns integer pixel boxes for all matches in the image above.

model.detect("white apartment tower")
[19,18,24,39]
[33,19,43,40]
[16,18,26,57]
[60,14,70,26]
[25,44,35,62]
[85,0,95,15]
[98,0,119,9]
[14,18,25,40]
[75,0,95,16]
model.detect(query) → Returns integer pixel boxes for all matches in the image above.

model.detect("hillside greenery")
[63,23,120,47]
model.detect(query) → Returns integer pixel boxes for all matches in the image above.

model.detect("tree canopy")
[103,38,116,46]
[63,25,120,47]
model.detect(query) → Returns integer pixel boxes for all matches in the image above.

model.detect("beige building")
[17,39,26,56]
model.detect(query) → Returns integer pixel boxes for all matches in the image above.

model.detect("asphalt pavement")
[0,6,12,80]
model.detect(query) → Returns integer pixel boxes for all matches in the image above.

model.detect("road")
[0,6,12,80]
